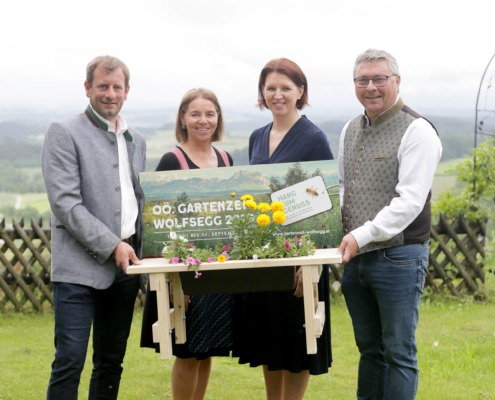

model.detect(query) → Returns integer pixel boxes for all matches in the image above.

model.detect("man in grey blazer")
[41,55,146,399]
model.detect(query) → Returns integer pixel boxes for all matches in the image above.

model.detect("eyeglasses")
[353,75,397,88]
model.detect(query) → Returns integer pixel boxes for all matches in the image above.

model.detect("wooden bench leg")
[302,264,325,354]
[171,272,187,344]
[150,273,173,360]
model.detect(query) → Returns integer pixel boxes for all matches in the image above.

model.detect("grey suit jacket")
[41,108,146,289]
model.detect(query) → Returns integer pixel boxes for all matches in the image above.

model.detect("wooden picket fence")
[0,215,488,312]
[428,214,486,296]
[0,218,52,312]
[329,215,487,297]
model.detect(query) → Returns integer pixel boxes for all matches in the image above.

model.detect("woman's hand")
[169,282,191,311]
[293,266,303,298]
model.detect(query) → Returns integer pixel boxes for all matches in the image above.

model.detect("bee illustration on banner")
[306,187,319,198]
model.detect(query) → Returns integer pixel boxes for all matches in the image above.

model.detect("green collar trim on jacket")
[84,105,133,142]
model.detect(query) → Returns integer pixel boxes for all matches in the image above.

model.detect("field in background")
[1,136,493,398]
[431,157,464,200]
[0,148,460,220]
[146,129,252,158]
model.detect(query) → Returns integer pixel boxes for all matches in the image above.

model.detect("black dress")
[232,116,335,374]
[140,147,234,359]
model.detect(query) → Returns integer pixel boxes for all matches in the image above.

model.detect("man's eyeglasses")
[353,75,397,88]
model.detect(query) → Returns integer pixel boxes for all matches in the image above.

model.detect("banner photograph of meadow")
[140,161,342,257]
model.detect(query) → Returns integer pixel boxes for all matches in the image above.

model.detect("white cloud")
[1,0,494,118]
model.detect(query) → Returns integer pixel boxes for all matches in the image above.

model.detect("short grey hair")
[353,49,400,77]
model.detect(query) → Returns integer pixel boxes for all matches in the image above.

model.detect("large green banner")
[140,160,342,257]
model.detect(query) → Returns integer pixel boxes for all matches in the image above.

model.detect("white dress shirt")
[90,106,138,240]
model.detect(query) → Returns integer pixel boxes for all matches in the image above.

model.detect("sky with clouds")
[1,0,494,120]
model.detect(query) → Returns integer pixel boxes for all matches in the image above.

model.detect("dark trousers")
[342,243,429,400]
[47,271,139,400]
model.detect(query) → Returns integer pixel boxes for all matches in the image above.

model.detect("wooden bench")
[127,248,342,360]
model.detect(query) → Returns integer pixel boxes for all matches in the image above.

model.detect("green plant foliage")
[433,138,495,222]
[0,205,50,221]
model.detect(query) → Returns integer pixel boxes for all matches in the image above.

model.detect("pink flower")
[194,272,202,279]
[222,244,231,252]
[208,257,215,263]
[285,241,291,250]
[222,251,230,260]
[171,257,179,264]
[295,235,302,246]
[185,257,195,266]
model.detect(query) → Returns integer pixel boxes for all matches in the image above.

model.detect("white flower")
[162,246,168,253]
[179,235,188,242]
[252,254,258,260]
[433,341,439,347]
[169,231,177,239]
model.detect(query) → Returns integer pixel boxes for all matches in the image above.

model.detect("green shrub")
[433,138,495,222]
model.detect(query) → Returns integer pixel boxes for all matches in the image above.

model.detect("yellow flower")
[271,201,285,212]
[257,202,271,212]
[245,199,257,210]
[217,254,227,262]
[241,194,254,201]
[272,210,286,225]
[230,192,236,197]
[257,214,270,227]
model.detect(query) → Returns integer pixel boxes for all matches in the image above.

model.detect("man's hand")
[113,241,141,273]
[338,234,359,264]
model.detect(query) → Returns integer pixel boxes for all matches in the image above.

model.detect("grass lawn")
[1,279,494,400]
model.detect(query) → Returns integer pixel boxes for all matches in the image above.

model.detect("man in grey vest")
[338,49,442,399]
[41,55,146,399]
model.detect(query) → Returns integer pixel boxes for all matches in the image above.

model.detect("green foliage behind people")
[433,138,495,222]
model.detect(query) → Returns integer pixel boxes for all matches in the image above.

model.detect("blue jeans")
[341,243,429,400]
[47,271,139,400]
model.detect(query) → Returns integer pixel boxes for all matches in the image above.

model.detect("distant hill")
[142,169,272,198]
[0,108,478,170]
[0,107,483,222]
[0,121,46,139]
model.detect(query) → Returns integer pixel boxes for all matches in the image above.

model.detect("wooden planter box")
[179,265,294,295]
